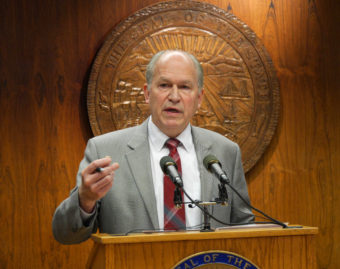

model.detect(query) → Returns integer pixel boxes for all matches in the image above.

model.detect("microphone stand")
[198,180,229,231]
[174,187,183,208]
[215,182,228,206]
[199,202,216,232]
[199,180,229,232]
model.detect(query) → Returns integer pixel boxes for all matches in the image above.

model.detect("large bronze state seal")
[87,0,280,172]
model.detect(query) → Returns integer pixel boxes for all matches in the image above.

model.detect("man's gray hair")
[145,50,204,92]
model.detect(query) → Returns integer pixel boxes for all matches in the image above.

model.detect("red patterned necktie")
[164,138,186,230]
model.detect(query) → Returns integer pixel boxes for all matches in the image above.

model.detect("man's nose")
[168,85,180,101]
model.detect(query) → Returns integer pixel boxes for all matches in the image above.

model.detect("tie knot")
[165,138,180,150]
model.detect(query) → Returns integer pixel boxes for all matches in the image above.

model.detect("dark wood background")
[0,0,338,268]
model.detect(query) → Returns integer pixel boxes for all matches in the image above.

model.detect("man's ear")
[197,88,204,109]
[143,83,150,104]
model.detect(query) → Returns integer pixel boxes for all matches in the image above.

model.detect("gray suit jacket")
[52,119,254,244]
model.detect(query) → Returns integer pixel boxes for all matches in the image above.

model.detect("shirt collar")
[147,116,194,152]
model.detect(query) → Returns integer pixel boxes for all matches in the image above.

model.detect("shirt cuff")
[79,205,96,223]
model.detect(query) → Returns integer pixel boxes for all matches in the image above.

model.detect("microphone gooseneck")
[203,154,288,228]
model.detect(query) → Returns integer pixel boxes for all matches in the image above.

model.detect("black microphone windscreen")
[160,156,176,173]
[203,155,219,171]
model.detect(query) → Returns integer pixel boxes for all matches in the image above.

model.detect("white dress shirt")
[148,117,201,229]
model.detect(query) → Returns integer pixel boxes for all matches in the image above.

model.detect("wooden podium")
[87,226,318,268]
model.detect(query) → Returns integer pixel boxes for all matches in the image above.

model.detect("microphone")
[203,155,230,184]
[160,156,183,187]
[203,154,289,228]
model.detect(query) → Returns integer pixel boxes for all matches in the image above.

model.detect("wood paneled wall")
[0,0,338,268]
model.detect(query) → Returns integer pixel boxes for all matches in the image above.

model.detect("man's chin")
[160,120,186,136]
[163,119,183,128]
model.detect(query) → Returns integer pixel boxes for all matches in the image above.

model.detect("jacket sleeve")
[230,144,255,224]
[52,139,99,244]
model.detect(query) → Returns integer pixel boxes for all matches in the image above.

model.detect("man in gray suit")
[52,50,254,244]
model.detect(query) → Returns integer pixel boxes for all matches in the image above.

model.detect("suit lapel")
[125,120,159,229]
[192,127,214,202]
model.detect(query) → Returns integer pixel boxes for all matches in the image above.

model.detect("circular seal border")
[172,250,260,268]
[87,0,280,173]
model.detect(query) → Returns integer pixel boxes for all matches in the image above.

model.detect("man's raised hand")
[78,157,119,213]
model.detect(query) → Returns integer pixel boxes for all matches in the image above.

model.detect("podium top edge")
[91,226,318,244]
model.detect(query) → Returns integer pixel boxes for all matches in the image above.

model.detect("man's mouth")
[164,107,181,113]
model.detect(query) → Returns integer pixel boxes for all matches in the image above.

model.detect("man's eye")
[160,83,170,88]
[180,85,190,90]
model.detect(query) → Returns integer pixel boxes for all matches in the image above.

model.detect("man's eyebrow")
[158,77,171,82]
[180,80,194,85]
[158,77,193,85]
